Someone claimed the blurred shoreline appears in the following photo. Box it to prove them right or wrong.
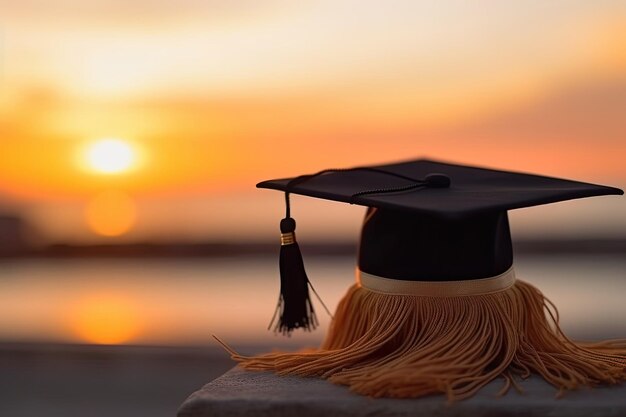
[1,238,626,259]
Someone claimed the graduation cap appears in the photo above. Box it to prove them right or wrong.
[234,158,626,400]
[259,158,622,333]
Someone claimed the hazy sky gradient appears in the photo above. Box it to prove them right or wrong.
[0,1,625,243]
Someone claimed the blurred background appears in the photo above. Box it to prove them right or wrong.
[1,1,625,416]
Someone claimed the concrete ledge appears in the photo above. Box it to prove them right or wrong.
[178,367,626,417]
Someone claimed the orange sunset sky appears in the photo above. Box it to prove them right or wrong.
[1,1,625,244]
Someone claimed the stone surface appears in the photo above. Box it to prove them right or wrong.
[178,367,626,417]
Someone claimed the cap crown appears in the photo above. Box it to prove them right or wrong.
[359,208,513,281]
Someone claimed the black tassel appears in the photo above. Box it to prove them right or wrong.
[269,193,319,335]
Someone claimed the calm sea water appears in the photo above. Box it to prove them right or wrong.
[0,253,625,346]
[0,254,624,417]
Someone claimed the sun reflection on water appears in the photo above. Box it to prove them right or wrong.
[68,293,142,345]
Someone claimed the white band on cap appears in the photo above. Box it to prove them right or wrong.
[356,267,516,297]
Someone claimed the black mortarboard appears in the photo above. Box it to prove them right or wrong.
[258,158,622,333]
[258,158,622,219]
[233,158,626,400]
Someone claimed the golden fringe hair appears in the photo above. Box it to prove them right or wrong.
[231,279,626,400]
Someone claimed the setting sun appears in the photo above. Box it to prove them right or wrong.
[86,139,136,174]
[86,191,137,237]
